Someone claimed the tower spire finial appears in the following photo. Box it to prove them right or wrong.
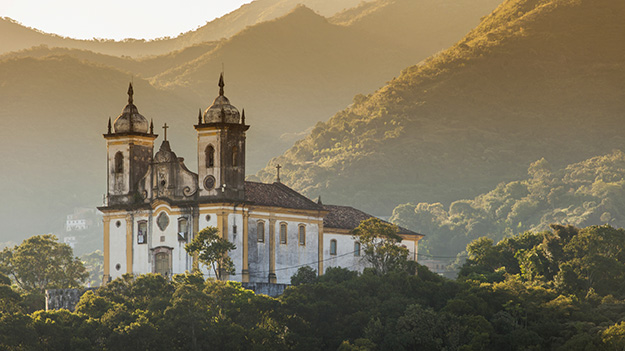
[150,119,154,134]
[127,82,134,104]
[198,108,203,124]
[162,123,169,141]
[108,117,112,134]
[218,73,224,96]
[241,109,246,125]
[276,164,282,183]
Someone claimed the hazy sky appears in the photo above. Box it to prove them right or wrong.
[1,0,254,40]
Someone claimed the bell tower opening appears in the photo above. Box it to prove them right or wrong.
[206,145,215,168]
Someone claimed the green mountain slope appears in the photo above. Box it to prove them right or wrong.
[0,0,369,57]
[152,1,501,171]
[391,151,625,256]
[256,0,625,215]
[330,0,501,52]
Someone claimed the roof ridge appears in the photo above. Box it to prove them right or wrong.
[273,182,323,209]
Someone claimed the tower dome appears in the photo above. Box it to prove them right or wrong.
[203,74,240,124]
[113,83,149,134]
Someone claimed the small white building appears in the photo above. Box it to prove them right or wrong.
[99,77,423,285]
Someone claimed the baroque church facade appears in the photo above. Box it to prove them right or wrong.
[99,76,423,285]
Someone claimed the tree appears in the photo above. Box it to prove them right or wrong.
[291,266,317,286]
[352,218,410,275]
[185,227,236,280]
[0,234,88,293]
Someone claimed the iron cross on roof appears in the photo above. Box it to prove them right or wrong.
[276,164,281,183]
[162,123,169,141]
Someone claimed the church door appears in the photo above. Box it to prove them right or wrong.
[155,252,171,277]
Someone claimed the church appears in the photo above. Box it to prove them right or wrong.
[99,75,423,285]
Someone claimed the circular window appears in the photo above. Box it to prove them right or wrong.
[205,214,211,222]
[115,220,121,228]
[204,175,216,190]
[115,263,121,271]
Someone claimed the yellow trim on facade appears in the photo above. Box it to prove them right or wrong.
[242,211,249,283]
[104,134,157,142]
[193,211,199,270]
[126,216,133,274]
[101,212,131,219]
[318,220,324,275]
[103,219,110,283]
[269,218,276,283]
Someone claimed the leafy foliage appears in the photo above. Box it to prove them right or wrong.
[185,227,236,280]
[353,218,411,275]
[5,224,625,349]
[0,234,88,293]
[392,151,625,258]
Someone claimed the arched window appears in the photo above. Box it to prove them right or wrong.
[330,239,337,255]
[298,225,306,246]
[205,145,214,168]
[114,152,123,173]
[354,242,360,256]
[232,146,238,167]
[257,221,265,242]
[137,221,147,244]
[178,217,188,241]
[280,223,287,244]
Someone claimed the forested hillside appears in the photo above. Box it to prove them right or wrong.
[256,0,625,216]
[392,151,625,257]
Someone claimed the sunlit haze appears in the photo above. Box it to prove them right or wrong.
[0,0,254,40]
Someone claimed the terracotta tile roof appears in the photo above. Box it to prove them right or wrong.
[244,181,324,211]
[323,204,422,237]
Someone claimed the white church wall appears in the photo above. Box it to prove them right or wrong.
[109,218,127,280]
[132,213,151,274]
[323,232,365,273]
[273,218,320,285]
[323,232,420,273]
[247,217,269,283]
[227,212,244,283]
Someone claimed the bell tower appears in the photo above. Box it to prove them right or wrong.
[195,74,249,201]
[104,83,157,206]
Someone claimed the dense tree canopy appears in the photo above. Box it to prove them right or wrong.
[0,234,87,293]
[3,224,625,349]
[392,151,625,259]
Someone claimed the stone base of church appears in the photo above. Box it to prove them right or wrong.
[241,282,288,297]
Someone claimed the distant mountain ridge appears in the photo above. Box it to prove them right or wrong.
[0,0,370,57]
[255,0,625,216]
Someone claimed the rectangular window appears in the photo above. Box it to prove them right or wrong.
[280,223,287,244]
[299,225,306,246]
[354,242,360,256]
[138,221,147,244]
[257,221,265,242]
[330,239,337,255]
[178,218,188,241]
